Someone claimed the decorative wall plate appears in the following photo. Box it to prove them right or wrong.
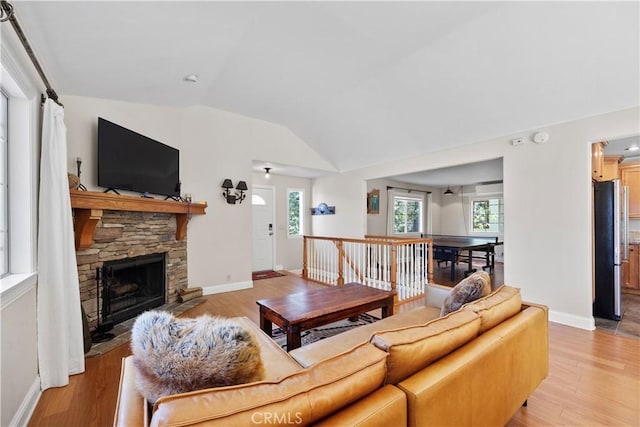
[311,202,335,215]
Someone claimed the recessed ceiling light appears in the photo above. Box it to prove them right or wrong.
[626,145,639,151]
[183,74,198,83]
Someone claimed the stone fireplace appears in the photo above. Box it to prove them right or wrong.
[71,190,207,331]
[77,210,187,329]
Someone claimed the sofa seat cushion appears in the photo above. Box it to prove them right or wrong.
[233,317,303,381]
[462,285,522,333]
[370,310,481,384]
[289,306,440,368]
[150,343,388,426]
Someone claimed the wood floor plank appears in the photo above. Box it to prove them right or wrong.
[26,271,639,427]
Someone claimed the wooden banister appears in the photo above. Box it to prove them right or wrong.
[302,235,433,303]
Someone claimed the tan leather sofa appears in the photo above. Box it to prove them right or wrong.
[114,284,548,426]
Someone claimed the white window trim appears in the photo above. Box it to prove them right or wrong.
[386,188,426,236]
[0,45,40,298]
[287,188,304,239]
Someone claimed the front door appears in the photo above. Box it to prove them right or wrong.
[252,186,274,272]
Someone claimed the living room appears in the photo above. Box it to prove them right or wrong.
[0,2,638,426]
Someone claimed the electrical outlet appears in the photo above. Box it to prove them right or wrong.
[511,137,525,146]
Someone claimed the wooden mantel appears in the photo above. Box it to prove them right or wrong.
[70,190,207,249]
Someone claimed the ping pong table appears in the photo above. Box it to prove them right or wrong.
[421,234,503,281]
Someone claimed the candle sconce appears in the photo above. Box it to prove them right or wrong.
[221,179,248,204]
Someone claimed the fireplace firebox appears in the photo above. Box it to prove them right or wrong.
[96,253,167,329]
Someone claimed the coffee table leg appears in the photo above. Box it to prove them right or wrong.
[260,315,272,337]
[286,326,302,351]
[381,300,394,318]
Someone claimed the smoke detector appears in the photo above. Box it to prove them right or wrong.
[183,74,198,83]
[532,132,549,144]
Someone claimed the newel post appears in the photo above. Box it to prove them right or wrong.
[302,236,308,279]
[427,241,434,283]
[390,243,397,302]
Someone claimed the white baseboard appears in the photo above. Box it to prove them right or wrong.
[549,310,596,331]
[288,269,302,275]
[201,281,253,295]
[275,264,284,271]
[10,376,41,427]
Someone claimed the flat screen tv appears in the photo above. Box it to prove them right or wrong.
[98,118,180,198]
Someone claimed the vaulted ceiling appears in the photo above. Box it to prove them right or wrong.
[10,1,640,175]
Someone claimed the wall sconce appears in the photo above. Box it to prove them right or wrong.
[221,179,248,204]
[264,167,271,179]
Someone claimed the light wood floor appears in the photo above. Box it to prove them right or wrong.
[28,273,639,426]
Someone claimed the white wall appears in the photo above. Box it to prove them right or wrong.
[1,286,39,427]
[313,107,640,330]
[251,172,313,271]
[63,96,335,293]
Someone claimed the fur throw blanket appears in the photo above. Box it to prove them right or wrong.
[131,311,264,403]
[440,271,492,316]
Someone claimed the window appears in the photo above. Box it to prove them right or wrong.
[472,197,504,233]
[0,91,7,277]
[0,61,38,293]
[389,191,424,235]
[287,189,303,237]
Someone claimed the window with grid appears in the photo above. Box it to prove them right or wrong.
[287,189,303,237]
[0,91,8,277]
[471,197,504,233]
[392,194,423,234]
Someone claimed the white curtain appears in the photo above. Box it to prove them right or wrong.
[37,99,85,390]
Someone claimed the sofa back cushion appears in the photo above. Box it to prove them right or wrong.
[462,285,522,333]
[370,310,481,384]
[149,343,388,426]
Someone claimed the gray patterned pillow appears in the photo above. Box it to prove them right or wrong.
[440,271,492,316]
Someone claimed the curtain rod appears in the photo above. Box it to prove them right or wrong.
[1,1,63,107]
[386,186,431,194]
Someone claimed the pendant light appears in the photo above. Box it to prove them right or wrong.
[444,186,454,195]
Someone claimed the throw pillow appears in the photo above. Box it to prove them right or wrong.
[440,271,491,316]
[130,310,264,404]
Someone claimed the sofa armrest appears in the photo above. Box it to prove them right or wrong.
[424,283,451,309]
[113,356,148,427]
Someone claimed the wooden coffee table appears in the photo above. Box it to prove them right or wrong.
[256,283,395,351]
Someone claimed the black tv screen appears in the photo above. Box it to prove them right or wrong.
[98,118,180,197]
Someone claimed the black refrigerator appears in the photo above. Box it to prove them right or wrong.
[593,180,628,320]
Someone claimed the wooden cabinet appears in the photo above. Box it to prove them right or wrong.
[591,142,606,182]
[602,156,621,181]
[619,162,640,218]
[623,244,639,290]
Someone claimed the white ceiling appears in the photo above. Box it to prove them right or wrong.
[9,1,640,178]
[603,135,640,162]
[391,158,503,188]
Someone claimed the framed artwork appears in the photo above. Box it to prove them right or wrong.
[367,189,380,214]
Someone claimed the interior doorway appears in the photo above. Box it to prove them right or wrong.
[252,186,275,272]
